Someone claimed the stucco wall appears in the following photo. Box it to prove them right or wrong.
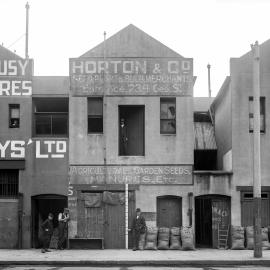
[69,96,193,165]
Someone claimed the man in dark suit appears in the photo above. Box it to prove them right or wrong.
[131,208,146,251]
[41,213,54,253]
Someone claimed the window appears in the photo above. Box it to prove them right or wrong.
[33,98,68,136]
[119,106,145,156]
[160,98,176,134]
[0,170,18,197]
[249,97,265,133]
[9,104,20,128]
[88,97,103,133]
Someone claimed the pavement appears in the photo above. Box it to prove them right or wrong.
[2,249,270,267]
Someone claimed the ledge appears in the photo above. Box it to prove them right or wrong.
[193,170,233,175]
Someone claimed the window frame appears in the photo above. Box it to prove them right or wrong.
[9,104,20,129]
[33,98,69,137]
[249,96,265,133]
[160,97,176,135]
[87,97,103,134]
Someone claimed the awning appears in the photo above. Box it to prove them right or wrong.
[194,122,217,150]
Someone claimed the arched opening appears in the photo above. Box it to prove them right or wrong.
[195,194,231,248]
[157,195,182,228]
[31,194,67,248]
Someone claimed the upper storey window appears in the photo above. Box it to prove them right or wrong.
[33,98,68,137]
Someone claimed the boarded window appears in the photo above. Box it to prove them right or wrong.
[0,170,18,197]
[160,98,176,134]
[88,98,103,133]
[249,97,265,133]
[9,104,20,128]
[33,98,68,136]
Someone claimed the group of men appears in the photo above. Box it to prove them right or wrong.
[40,207,146,252]
[41,208,70,253]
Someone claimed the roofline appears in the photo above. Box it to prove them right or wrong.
[80,24,184,58]
[0,44,23,59]
[211,76,230,110]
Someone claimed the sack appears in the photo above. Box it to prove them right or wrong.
[138,233,146,250]
[157,227,170,250]
[144,227,158,250]
[181,226,195,251]
[170,227,181,250]
[245,226,254,250]
[261,227,270,250]
[231,226,245,250]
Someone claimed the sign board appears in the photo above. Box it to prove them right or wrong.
[69,165,193,185]
[70,58,193,96]
[0,59,33,96]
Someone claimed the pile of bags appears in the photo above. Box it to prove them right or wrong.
[231,225,270,250]
[139,226,195,251]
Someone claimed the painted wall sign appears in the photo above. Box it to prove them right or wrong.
[70,58,193,96]
[0,139,67,159]
[69,165,193,185]
[0,59,33,96]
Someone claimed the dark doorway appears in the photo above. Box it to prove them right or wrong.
[119,106,145,156]
[157,196,182,228]
[31,194,67,248]
[195,195,230,248]
[194,150,217,170]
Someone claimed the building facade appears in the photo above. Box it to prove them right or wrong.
[212,39,270,229]
[0,45,69,248]
[0,24,238,249]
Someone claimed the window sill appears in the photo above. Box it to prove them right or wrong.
[160,133,176,136]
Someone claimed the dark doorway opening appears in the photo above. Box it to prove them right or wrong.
[31,194,67,248]
[157,196,182,228]
[195,195,230,248]
[119,106,145,156]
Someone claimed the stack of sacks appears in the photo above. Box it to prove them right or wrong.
[181,226,195,251]
[138,233,146,250]
[261,227,270,250]
[170,227,181,250]
[157,227,170,250]
[144,227,158,250]
[231,226,245,250]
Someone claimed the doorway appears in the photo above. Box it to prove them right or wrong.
[31,194,67,248]
[119,106,145,156]
[195,195,230,248]
[157,196,182,228]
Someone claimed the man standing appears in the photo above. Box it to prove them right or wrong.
[41,213,54,253]
[58,208,70,250]
[120,118,128,155]
[131,208,146,251]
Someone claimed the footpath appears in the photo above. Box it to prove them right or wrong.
[1,249,270,267]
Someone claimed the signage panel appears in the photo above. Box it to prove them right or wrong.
[69,165,193,185]
[70,58,193,96]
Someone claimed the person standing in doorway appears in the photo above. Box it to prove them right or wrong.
[131,208,146,251]
[120,118,128,155]
[58,208,70,250]
[41,213,54,253]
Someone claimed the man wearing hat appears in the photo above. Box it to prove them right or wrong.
[58,208,70,250]
[131,208,146,251]
[41,213,54,253]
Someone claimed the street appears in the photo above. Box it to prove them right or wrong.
[2,267,270,270]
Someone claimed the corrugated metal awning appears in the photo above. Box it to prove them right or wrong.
[194,122,217,150]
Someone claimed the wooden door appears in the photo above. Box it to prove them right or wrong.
[241,192,270,227]
[104,200,125,249]
[157,196,182,228]
[212,197,230,248]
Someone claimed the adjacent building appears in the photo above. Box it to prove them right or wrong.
[212,39,270,229]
